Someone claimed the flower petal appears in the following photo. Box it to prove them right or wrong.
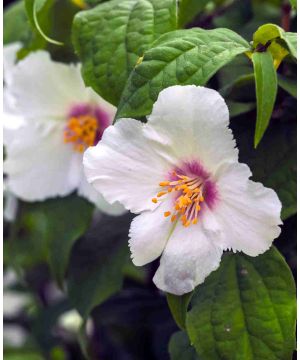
[153,222,223,295]
[84,118,176,213]
[4,120,82,201]
[213,163,282,256]
[5,51,90,118]
[147,85,238,172]
[129,199,174,266]
[78,174,126,216]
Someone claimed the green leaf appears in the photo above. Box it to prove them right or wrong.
[186,247,296,360]
[116,28,250,119]
[289,0,297,8]
[177,0,210,27]
[167,292,193,330]
[44,195,94,287]
[284,32,297,58]
[278,74,297,97]
[4,1,32,45]
[8,196,93,285]
[233,118,296,221]
[227,101,256,117]
[169,331,200,360]
[67,214,132,319]
[25,0,63,45]
[253,24,297,61]
[252,51,278,147]
[72,0,178,106]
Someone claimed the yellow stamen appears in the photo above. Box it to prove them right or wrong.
[157,191,167,197]
[154,171,206,227]
[64,114,98,153]
[159,181,170,186]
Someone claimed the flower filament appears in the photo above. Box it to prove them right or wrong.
[64,115,98,152]
[152,172,205,227]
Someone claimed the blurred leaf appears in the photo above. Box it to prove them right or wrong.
[233,117,296,221]
[116,28,250,119]
[166,292,193,330]
[77,320,90,359]
[284,32,297,58]
[20,0,79,60]
[4,1,32,45]
[44,195,93,287]
[31,299,71,351]
[85,0,108,5]
[278,74,297,97]
[289,0,297,8]
[252,51,277,147]
[3,351,44,360]
[227,101,256,117]
[169,331,200,360]
[8,195,93,286]
[24,0,63,45]
[73,0,178,106]
[67,213,132,319]
[186,247,296,360]
[177,0,210,27]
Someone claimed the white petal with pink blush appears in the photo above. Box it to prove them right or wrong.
[83,85,282,295]
[3,45,125,215]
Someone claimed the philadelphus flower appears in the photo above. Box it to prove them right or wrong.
[3,44,124,215]
[83,85,282,295]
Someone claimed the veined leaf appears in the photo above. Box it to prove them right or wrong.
[186,247,296,360]
[72,0,178,106]
[252,50,277,147]
[116,28,250,119]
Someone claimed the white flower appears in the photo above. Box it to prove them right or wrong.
[3,44,125,215]
[83,85,282,295]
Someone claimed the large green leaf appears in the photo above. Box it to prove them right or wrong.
[67,213,132,319]
[166,292,193,330]
[116,28,250,119]
[186,247,296,360]
[169,331,200,360]
[72,0,178,106]
[252,51,278,147]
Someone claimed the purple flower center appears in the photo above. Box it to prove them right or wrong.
[152,160,218,227]
[64,103,111,152]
